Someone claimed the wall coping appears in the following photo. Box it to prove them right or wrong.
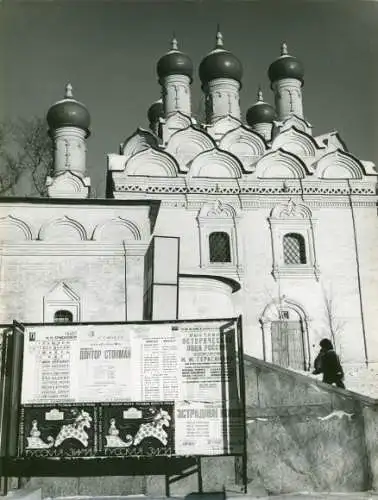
[244,354,378,407]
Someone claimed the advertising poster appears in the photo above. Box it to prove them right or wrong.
[19,404,97,458]
[20,320,244,458]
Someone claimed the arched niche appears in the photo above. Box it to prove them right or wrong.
[121,128,159,159]
[0,215,33,241]
[92,217,142,241]
[44,282,80,323]
[46,171,90,198]
[39,216,87,241]
[188,148,243,178]
[219,125,266,171]
[125,147,179,177]
[271,127,319,157]
[255,149,308,179]
[315,149,364,179]
[165,126,215,171]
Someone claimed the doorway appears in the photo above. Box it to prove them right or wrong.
[271,319,305,370]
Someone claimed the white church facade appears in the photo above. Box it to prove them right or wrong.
[0,32,377,372]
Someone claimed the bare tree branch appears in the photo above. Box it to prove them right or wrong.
[0,117,53,196]
[322,284,345,356]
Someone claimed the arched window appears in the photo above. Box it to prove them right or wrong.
[54,310,73,324]
[209,232,231,263]
[283,233,306,264]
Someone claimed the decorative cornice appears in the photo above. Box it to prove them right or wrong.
[112,180,377,197]
[0,241,149,256]
[272,264,320,281]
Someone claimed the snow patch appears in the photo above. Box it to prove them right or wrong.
[318,410,354,421]
[291,365,378,400]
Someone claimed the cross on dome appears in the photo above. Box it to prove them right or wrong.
[171,34,178,51]
[65,83,73,98]
[281,42,288,56]
[257,86,264,102]
[215,25,224,48]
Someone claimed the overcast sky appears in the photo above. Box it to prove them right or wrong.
[2,0,378,197]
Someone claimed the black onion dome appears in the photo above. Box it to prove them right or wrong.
[157,37,193,82]
[199,31,243,86]
[47,84,90,136]
[268,42,304,84]
[246,89,276,126]
[148,99,164,123]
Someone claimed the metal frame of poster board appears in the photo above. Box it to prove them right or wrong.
[0,317,247,496]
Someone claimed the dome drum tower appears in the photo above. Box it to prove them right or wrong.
[199,31,243,125]
[46,84,91,198]
[246,88,276,141]
[268,43,304,122]
[157,38,193,119]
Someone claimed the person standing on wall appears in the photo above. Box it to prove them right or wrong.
[312,338,345,389]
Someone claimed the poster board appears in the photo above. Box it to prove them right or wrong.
[17,318,245,460]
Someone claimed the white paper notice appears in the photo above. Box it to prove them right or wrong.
[21,326,79,404]
[175,401,225,456]
[177,324,224,402]
[75,325,138,402]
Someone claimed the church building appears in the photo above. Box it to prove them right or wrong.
[1,32,377,372]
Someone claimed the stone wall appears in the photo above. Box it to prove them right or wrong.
[243,355,376,494]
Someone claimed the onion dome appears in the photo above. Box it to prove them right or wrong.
[157,37,193,83]
[246,88,276,126]
[47,83,90,137]
[148,99,164,124]
[268,42,304,85]
[199,29,243,87]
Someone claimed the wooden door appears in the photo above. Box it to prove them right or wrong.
[271,320,305,370]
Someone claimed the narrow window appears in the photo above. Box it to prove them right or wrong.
[54,310,73,324]
[283,233,306,264]
[209,232,231,263]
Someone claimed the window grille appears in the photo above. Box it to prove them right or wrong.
[54,310,73,324]
[283,233,306,264]
[209,232,231,263]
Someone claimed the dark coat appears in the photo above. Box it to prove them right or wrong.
[313,348,344,382]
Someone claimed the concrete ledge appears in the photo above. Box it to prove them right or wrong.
[5,488,42,500]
